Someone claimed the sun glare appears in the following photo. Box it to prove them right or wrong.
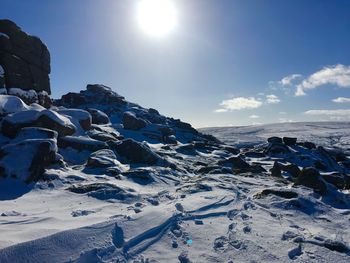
[136,0,178,38]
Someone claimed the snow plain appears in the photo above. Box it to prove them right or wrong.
[0,122,349,262]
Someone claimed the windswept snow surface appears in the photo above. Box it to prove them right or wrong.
[0,122,349,262]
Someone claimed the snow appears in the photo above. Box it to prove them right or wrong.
[8,88,38,102]
[0,95,29,115]
[0,122,349,262]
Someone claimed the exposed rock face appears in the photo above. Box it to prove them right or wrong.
[0,20,51,95]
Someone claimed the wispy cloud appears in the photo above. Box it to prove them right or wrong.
[249,114,260,119]
[215,97,263,112]
[296,64,350,96]
[266,94,280,104]
[332,97,350,103]
[304,109,350,116]
[280,74,302,86]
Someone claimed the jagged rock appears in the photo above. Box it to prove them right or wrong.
[267,137,283,144]
[122,111,147,130]
[0,138,57,182]
[1,109,76,138]
[87,108,110,124]
[295,167,327,195]
[58,136,108,152]
[283,137,297,146]
[57,109,92,131]
[108,138,161,165]
[0,19,51,95]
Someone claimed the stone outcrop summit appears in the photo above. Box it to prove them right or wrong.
[0,19,51,97]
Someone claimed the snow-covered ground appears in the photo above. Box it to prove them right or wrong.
[0,122,349,262]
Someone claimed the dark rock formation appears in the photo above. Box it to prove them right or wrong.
[295,167,327,195]
[0,19,51,94]
[267,137,283,144]
[109,138,161,165]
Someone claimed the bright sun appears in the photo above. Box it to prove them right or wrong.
[136,0,178,38]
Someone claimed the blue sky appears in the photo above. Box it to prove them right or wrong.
[1,0,350,127]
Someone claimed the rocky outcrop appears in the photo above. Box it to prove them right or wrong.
[0,20,51,95]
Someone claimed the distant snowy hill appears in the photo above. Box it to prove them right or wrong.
[200,122,350,150]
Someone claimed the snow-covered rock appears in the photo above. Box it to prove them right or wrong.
[0,138,58,182]
[0,95,29,115]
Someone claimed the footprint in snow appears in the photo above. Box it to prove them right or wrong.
[112,223,124,248]
[288,243,303,260]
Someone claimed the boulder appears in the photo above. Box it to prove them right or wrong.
[281,164,301,177]
[267,137,283,144]
[87,108,110,124]
[35,110,77,136]
[58,136,108,152]
[295,167,327,195]
[58,108,92,131]
[109,138,161,165]
[0,95,29,116]
[1,109,76,138]
[283,137,297,146]
[0,138,57,182]
[122,111,147,130]
[87,130,118,142]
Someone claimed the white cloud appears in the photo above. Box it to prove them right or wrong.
[266,94,280,104]
[296,64,350,96]
[215,97,263,112]
[304,109,350,116]
[279,118,294,123]
[249,114,260,119]
[279,111,287,115]
[332,97,350,103]
[280,74,302,86]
